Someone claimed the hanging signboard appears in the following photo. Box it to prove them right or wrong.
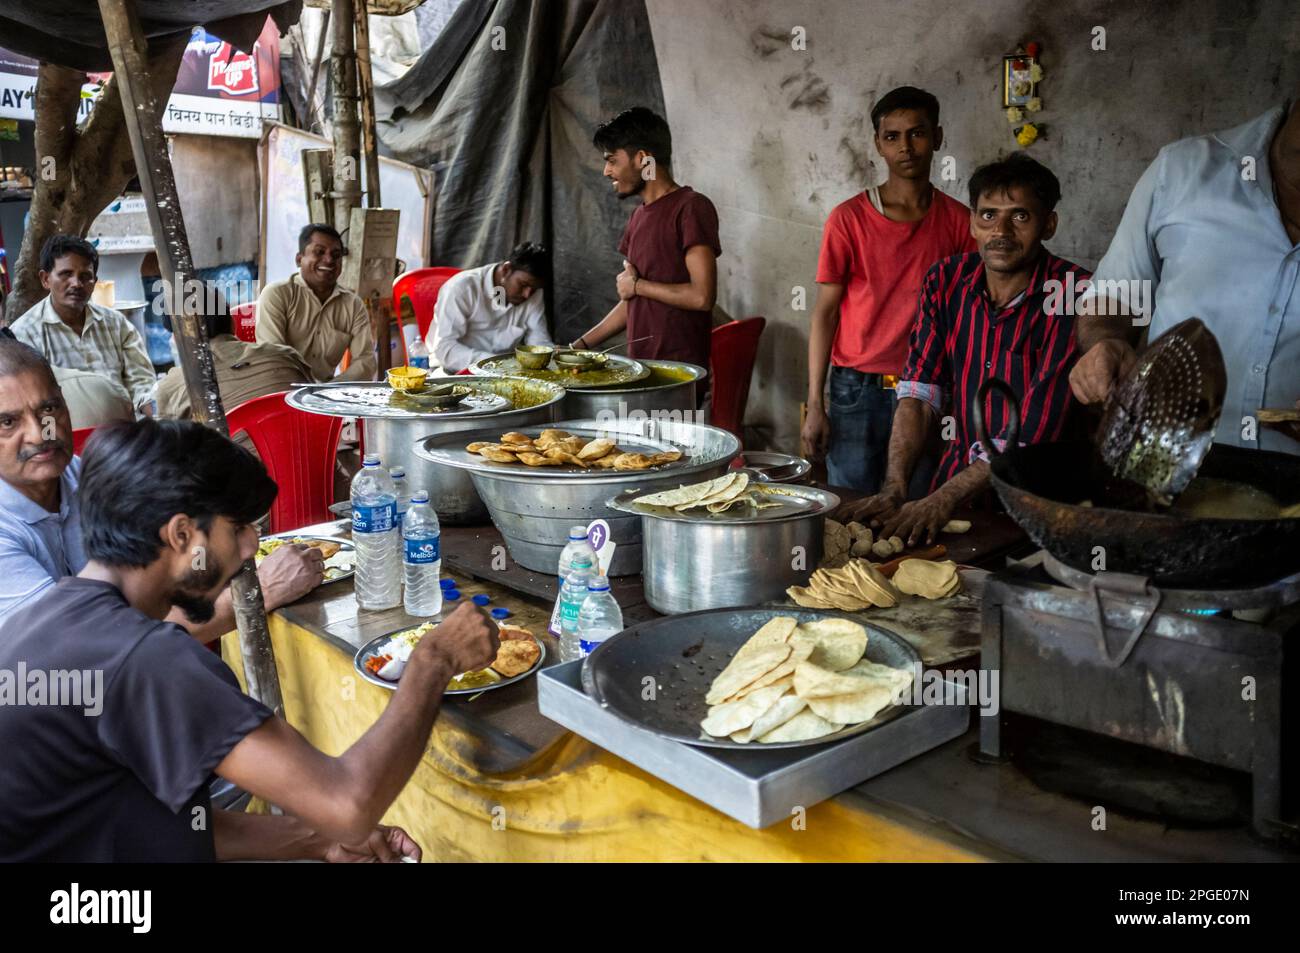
[0,17,280,138]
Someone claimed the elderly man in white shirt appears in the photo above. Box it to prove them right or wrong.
[1072,102,1300,454]
[426,242,552,373]
[9,234,156,413]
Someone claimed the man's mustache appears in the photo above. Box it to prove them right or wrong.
[19,440,68,461]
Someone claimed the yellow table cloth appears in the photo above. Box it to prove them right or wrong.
[222,615,987,862]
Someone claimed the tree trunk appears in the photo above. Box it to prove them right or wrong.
[330,0,362,233]
[3,39,185,323]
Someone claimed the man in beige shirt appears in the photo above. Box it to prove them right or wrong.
[157,306,311,455]
[9,234,157,411]
[255,224,376,382]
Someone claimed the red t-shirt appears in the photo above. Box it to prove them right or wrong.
[618,186,721,368]
[816,187,974,374]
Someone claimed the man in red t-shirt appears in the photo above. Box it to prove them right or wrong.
[803,87,975,493]
[572,107,721,374]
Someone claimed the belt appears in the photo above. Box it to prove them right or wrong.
[834,367,899,390]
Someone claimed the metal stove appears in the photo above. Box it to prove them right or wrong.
[979,553,1300,841]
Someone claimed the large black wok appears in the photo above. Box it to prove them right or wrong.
[974,379,1300,589]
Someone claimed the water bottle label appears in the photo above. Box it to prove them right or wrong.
[353,501,396,533]
[559,599,582,631]
[579,638,604,654]
[405,535,440,564]
[410,356,430,369]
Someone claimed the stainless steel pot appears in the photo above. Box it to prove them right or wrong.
[415,417,741,576]
[606,481,840,613]
[562,360,705,420]
[287,378,565,525]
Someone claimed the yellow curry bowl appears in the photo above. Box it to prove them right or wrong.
[515,344,555,369]
[387,366,429,392]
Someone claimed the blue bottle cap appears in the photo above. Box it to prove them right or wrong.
[491,607,510,619]
[444,589,461,600]
[439,578,456,590]
[472,594,490,606]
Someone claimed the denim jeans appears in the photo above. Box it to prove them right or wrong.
[825,366,937,498]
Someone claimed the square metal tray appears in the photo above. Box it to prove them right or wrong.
[537,660,970,828]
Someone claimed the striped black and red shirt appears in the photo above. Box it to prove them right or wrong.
[898,249,1090,489]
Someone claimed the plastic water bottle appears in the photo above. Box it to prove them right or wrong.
[351,454,402,610]
[390,466,410,529]
[549,526,598,635]
[557,557,594,662]
[408,336,431,370]
[576,575,623,658]
[402,490,442,617]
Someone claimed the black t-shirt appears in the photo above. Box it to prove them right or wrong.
[0,577,272,861]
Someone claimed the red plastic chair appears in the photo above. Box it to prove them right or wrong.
[231,301,258,342]
[226,392,343,534]
[709,317,766,442]
[393,266,461,342]
[72,427,95,455]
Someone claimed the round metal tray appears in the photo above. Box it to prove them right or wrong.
[606,479,838,524]
[286,379,515,419]
[257,534,355,585]
[416,423,696,480]
[353,629,546,696]
[581,607,920,749]
[730,451,812,484]
[470,352,650,389]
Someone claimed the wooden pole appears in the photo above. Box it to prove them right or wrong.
[304,8,331,132]
[97,0,284,716]
[353,1,381,208]
[330,0,362,231]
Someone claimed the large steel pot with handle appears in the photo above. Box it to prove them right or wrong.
[606,480,839,613]
[563,360,705,420]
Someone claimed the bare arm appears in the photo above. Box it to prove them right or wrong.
[574,298,628,349]
[214,603,498,845]
[805,283,843,407]
[627,245,717,312]
[212,809,330,861]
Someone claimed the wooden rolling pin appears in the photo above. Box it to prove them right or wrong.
[877,544,947,578]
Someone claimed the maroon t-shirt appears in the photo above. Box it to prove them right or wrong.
[618,186,721,368]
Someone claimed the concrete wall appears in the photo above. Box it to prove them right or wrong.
[644,0,1300,452]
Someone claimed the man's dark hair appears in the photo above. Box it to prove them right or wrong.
[40,233,99,275]
[593,107,672,168]
[870,86,940,133]
[506,242,551,284]
[0,336,57,388]
[298,223,343,254]
[968,153,1062,213]
[80,419,278,568]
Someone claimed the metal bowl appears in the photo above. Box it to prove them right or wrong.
[515,344,554,369]
[554,350,608,370]
[414,417,741,575]
[287,377,565,525]
[606,482,839,613]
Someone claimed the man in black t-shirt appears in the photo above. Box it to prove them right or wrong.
[0,419,499,862]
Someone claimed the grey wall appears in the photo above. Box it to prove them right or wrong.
[644,0,1300,452]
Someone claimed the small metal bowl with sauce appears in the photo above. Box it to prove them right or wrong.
[554,350,608,371]
[514,344,555,369]
[386,365,428,391]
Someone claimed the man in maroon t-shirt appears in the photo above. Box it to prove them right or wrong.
[572,107,721,373]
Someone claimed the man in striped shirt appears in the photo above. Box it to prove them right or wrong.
[9,235,156,413]
[839,154,1088,544]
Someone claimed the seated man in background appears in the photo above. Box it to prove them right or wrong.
[426,242,552,373]
[838,154,1088,545]
[0,418,499,861]
[256,224,376,383]
[0,337,322,635]
[9,234,156,413]
[51,365,134,429]
[157,297,311,440]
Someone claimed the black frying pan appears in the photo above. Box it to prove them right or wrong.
[974,378,1300,589]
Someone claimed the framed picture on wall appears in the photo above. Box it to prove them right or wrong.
[1002,55,1038,107]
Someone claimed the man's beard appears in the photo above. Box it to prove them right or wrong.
[171,561,230,624]
[617,176,646,200]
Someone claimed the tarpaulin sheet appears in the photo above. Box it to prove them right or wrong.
[0,0,300,71]
[374,0,665,344]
